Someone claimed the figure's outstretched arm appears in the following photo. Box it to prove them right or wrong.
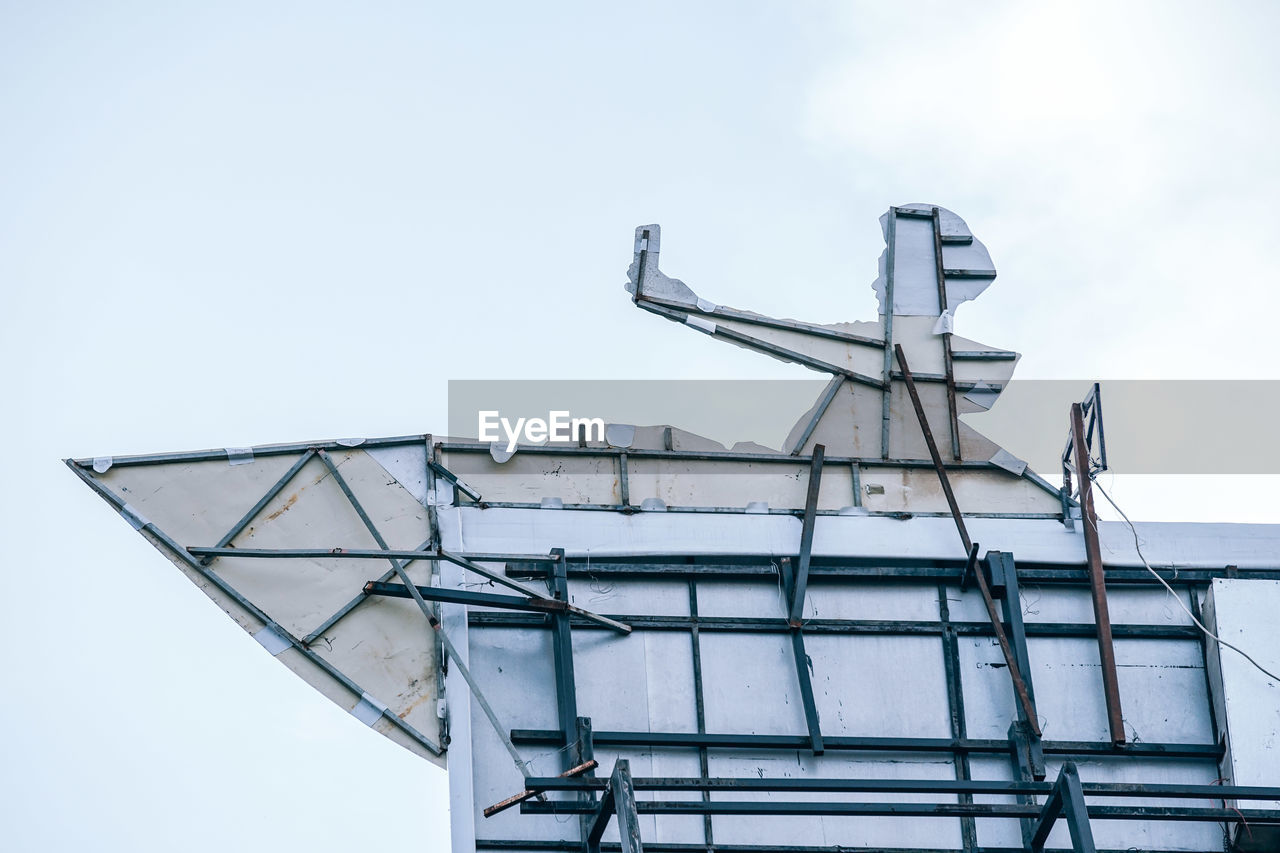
[625,224,888,390]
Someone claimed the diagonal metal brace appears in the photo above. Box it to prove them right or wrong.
[315,450,529,777]
[1030,762,1096,853]
[895,345,1040,737]
[778,557,824,754]
[199,449,315,566]
[587,759,643,853]
[789,444,824,625]
[365,581,631,634]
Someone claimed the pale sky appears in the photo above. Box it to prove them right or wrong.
[3,2,1279,851]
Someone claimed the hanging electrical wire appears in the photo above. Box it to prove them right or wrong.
[1090,478,1280,685]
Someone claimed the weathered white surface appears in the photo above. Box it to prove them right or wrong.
[85,451,445,765]
[1205,579,1280,822]
[442,503,1247,853]
[440,505,1280,568]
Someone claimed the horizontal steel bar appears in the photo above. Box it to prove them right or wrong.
[69,434,429,469]
[441,440,1071,506]
[951,350,1017,361]
[510,729,1221,759]
[186,546,557,603]
[476,840,1222,853]
[186,546,557,564]
[504,558,1270,585]
[637,294,886,348]
[472,500,1061,520]
[523,776,1280,800]
[368,581,563,613]
[889,371,1003,391]
[439,441,1021,471]
[942,269,998,279]
[468,613,1202,640]
[366,581,630,634]
[522,800,1278,821]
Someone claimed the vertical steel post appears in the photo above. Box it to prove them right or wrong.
[930,207,962,460]
[881,209,897,459]
[687,579,714,849]
[989,551,1043,770]
[937,585,977,852]
[576,716,597,846]
[1008,720,1039,849]
[1071,404,1126,745]
[549,548,582,768]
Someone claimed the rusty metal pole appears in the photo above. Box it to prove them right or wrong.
[895,345,1040,736]
[1071,403,1126,745]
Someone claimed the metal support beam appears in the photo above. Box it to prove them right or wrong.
[510,728,1220,758]
[1030,762,1096,853]
[302,538,433,645]
[577,717,598,845]
[525,775,1280,800]
[687,579,714,849]
[365,581,630,634]
[317,451,524,771]
[895,345,1040,736]
[526,798,1280,822]
[187,544,557,602]
[790,376,843,456]
[618,452,630,507]
[483,759,598,818]
[427,457,482,502]
[937,585,976,852]
[881,208,897,460]
[550,549,581,771]
[1071,403,1126,745]
[587,759,643,853]
[1008,720,1044,849]
[789,445,824,624]
[636,293,885,349]
[930,207,962,461]
[790,629,823,755]
[199,449,314,566]
[988,551,1043,771]
[779,558,824,754]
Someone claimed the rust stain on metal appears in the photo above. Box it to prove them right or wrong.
[265,492,300,521]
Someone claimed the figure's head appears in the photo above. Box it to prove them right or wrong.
[871,204,997,319]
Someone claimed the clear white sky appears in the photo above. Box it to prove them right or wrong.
[3,2,1278,850]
